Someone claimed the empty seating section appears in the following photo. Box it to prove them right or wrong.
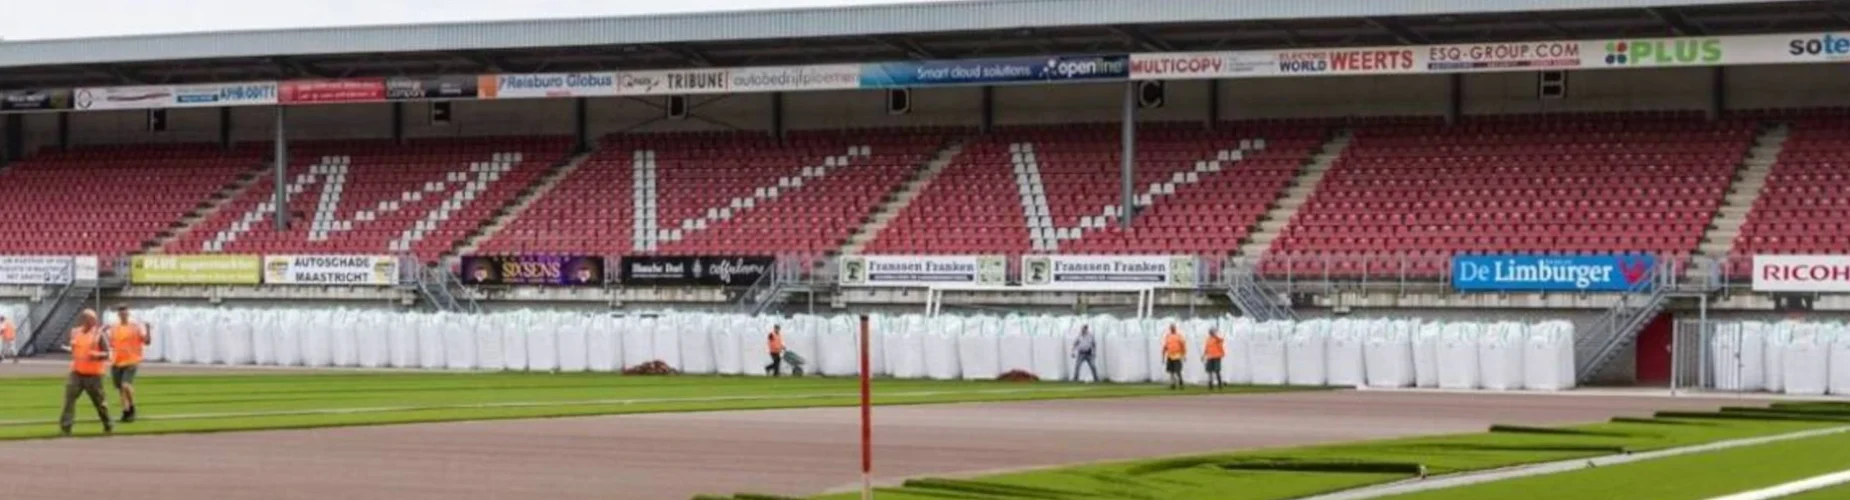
[169,137,569,262]
[481,130,946,262]
[867,123,1322,258]
[0,144,255,261]
[1271,114,1753,279]
[1732,113,1850,276]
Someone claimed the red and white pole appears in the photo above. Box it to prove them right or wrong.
[860,314,873,500]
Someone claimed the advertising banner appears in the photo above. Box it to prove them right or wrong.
[0,256,73,285]
[460,255,604,286]
[73,86,175,111]
[618,255,774,286]
[860,54,1130,88]
[280,78,388,104]
[385,75,479,101]
[0,89,73,112]
[729,64,862,93]
[477,72,619,99]
[617,68,732,96]
[74,256,99,282]
[839,255,1006,287]
[74,81,279,110]
[1423,41,1584,71]
[130,255,262,285]
[1451,255,1657,292]
[1020,255,1198,288]
[263,255,399,286]
[1753,255,1850,293]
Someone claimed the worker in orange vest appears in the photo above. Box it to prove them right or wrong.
[1204,327,1227,391]
[764,325,786,377]
[108,305,153,423]
[0,314,15,363]
[1162,324,1186,390]
[59,309,114,436]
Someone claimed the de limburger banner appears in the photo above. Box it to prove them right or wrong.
[1451,254,1656,292]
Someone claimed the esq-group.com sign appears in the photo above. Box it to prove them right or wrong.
[1451,255,1657,292]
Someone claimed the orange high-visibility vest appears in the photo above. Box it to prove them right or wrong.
[1163,331,1185,361]
[111,323,148,367]
[768,331,785,354]
[0,319,13,341]
[1205,335,1226,360]
[70,328,107,376]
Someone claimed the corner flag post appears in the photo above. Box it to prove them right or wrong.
[860,314,873,500]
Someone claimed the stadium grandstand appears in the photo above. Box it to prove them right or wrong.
[0,0,1845,392]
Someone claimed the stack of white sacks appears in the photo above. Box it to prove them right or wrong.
[130,307,1578,390]
[1710,321,1850,396]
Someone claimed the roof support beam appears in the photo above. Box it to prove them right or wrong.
[1365,17,1431,45]
[648,44,717,67]
[86,64,146,85]
[869,35,941,60]
[268,57,331,79]
[1647,7,1706,36]
[1106,25,1174,52]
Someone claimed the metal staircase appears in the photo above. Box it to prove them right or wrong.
[1224,261,1297,322]
[738,257,815,316]
[415,265,480,314]
[1574,263,1671,383]
[20,281,98,357]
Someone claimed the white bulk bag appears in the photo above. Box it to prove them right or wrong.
[649,316,682,370]
[329,311,359,368]
[216,311,255,366]
[1437,323,1481,390]
[1413,322,1443,388]
[1285,320,1329,386]
[1478,323,1527,391]
[958,317,1002,380]
[141,308,168,363]
[818,316,861,377]
[678,317,715,375]
[1248,321,1290,385]
[389,313,419,368]
[165,309,195,364]
[1363,320,1415,388]
[1783,326,1829,396]
[526,313,560,371]
[274,310,308,367]
[1221,318,1254,385]
[923,322,962,380]
[300,311,334,368]
[588,315,620,373]
[415,313,447,370]
[1031,320,1074,382]
[1523,321,1576,391]
[1104,321,1149,383]
[999,318,1035,376]
[1763,323,1792,393]
[357,312,389,369]
[623,317,656,370]
[1829,328,1850,395]
[191,310,221,365]
[500,313,528,371]
[444,314,477,370]
[1710,322,1764,391]
[1324,320,1366,387]
[887,323,927,379]
[557,314,590,373]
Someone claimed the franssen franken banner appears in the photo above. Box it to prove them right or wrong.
[18,31,1850,113]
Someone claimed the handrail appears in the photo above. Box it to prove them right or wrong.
[1575,260,1671,379]
[23,281,76,346]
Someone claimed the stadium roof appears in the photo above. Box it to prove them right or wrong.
[0,0,1836,90]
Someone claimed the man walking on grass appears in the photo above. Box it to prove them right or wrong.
[1162,324,1186,390]
[108,305,152,423]
[764,325,786,377]
[1071,325,1100,383]
[60,309,113,436]
[1204,328,1226,391]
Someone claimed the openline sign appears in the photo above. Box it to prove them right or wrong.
[1753,255,1850,293]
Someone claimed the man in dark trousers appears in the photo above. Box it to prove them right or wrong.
[1204,327,1227,391]
[764,325,786,376]
[1071,325,1100,383]
[60,309,113,436]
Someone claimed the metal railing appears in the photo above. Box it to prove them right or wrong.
[1575,261,1674,382]
[1224,260,1297,322]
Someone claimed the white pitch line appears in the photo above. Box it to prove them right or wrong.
[1706,469,1850,500]
[1299,425,1850,500]
[0,386,1099,427]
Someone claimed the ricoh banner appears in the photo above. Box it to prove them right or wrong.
[1753,255,1850,293]
[0,256,74,285]
[838,255,1007,287]
[263,255,399,286]
[1451,255,1657,292]
[1020,255,1199,288]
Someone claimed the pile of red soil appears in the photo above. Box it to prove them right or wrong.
[996,370,1040,382]
[623,360,680,376]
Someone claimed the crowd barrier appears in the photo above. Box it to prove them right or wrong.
[1710,322,1850,396]
[131,307,1577,390]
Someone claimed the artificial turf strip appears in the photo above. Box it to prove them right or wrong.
[0,372,1310,440]
[787,414,1839,500]
[1382,426,1850,500]
[1776,481,1850,500]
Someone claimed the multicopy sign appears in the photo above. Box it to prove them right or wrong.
[1451,255,1657,292]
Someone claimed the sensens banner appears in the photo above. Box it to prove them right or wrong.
[0,256,73,285]
[1021,255,1198,288]
[860,55,1129,87]
[1753,255,1850,293]
[839,255,1007,287]
[130,255,261,285]
[263,255,399,286]
[1451,255,1657,292]
[460,255,605,286]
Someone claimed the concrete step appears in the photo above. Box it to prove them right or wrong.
[839,139,966,255]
